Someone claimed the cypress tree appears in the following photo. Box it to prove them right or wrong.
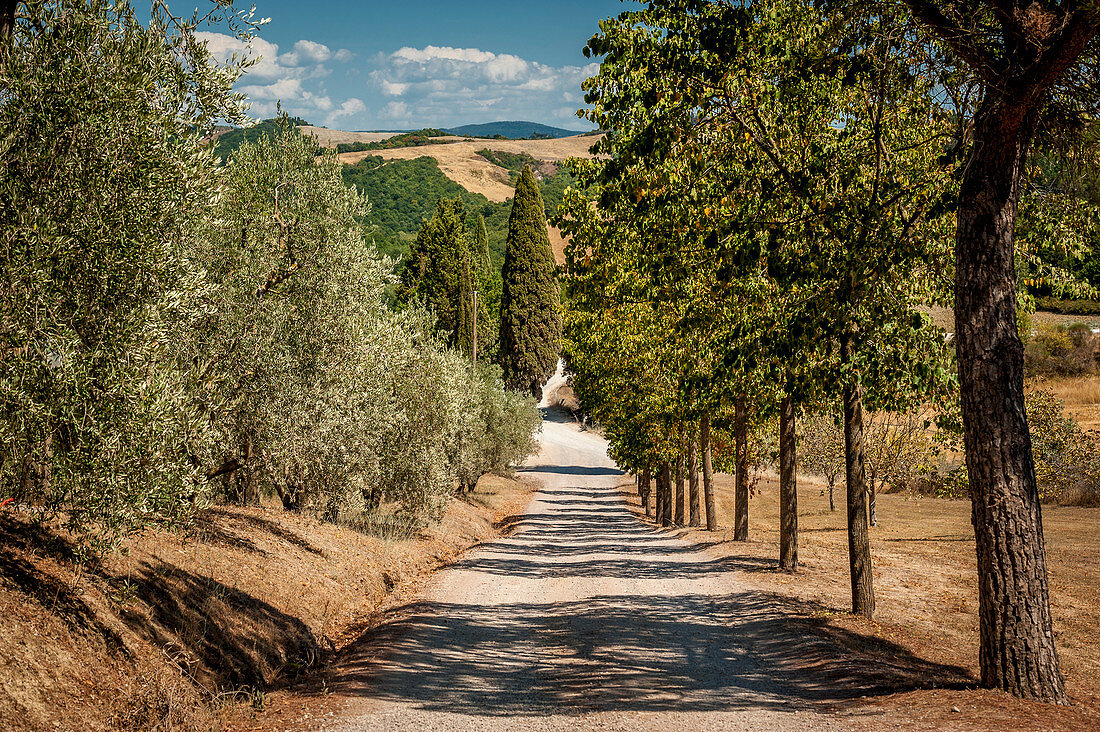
[400,198,473,350]
[499,166,561,396]
[474,213,491,279]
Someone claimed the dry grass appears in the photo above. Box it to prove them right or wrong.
[337,134,601,203]
[1037,375,1100,433]
[624,470,1100,728]
[298,126,400,147]
[0,474,536,732]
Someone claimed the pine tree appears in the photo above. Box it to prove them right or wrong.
[499,167,561,396]
[474,213,491,279]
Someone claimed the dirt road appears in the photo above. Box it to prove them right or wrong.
[316,412,850,731]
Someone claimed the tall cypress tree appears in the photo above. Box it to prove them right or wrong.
[400,198,473,350]
[499,167,561,395]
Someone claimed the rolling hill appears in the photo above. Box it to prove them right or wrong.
[444,121,587,139]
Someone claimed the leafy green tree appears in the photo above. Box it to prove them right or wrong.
[500,167,562,395]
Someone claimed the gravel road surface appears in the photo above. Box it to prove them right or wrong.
[324,411,847,731]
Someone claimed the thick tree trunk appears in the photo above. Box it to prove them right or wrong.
[658,463,673,527]
[956,97,1065,702]
[674,445,686,526]
[701,413,717,530]
[734,394,749,541]
[842,333,874,618]
[778,392,797,572]
[688,438,701,527]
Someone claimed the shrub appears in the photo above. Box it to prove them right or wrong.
[1026,388,1100,505]
[1025,323,1098,376]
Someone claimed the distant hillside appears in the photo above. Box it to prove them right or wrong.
[444,121,583,140]
[214,117,310,160]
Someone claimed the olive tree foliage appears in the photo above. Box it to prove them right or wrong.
[191,121,541,526]
[0,0,255,550]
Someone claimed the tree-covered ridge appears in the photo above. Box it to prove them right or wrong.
[445,121,580,139]
[334,129,448,154]
[476,148,543,175]
[213,116,311,160]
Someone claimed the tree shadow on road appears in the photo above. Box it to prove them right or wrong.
[330,590,971,717]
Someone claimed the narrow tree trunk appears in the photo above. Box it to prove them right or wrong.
[734,394,749,541]
[674,445,686,526]
[642,467,653,518]
[841,333,874,618]
[869,472,878,527]
[956,98,1065,702]
[701,413,717,530]
[828,477,835,513]
[658,463,673,528]
[688,439,701,527]
[779,391,798,572]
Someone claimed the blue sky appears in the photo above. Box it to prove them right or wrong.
[197,1,637,131]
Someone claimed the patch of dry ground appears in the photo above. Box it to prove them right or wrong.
[337,134,601,203]
[298,126,401,147]
[925,304,1100,333]
[622,471,1100,730]
[1044,374,1100,433]
[0,474,535,732]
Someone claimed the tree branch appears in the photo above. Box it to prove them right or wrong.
[1021,8,1100,103]
[899,0,1001,84]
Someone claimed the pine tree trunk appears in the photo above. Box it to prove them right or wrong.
[688,438,701,527]
[734,394,749,541]
[674,445,686,526]
[841,333,874,618]
[701,413,717,530]
[956,97,1065,702]
[779,392,797,572]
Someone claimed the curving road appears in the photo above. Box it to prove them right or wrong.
[324,411,845,731]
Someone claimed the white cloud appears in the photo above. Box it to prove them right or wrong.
[240,78,302,100]
[381,101,409,120]
[380,80,409,96]
[331,98,368,121]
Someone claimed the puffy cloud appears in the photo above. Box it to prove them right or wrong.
[330,98,368,122]
[197,31,359,127]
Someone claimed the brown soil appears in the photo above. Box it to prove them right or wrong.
[621,471,1100,730]
[0,474,535,732]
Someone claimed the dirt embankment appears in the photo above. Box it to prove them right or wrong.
[0,475,536,732]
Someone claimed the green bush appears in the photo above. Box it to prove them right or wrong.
[1025,323,1099,376]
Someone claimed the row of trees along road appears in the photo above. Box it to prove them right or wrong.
[561,0,1100,704]
[0,0,540,551]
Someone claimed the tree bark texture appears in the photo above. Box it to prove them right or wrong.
[688,438,701,527]
[701,413,717,530]
[778,392,798,572]
[956,97,1065,702]
[842,334,874,618]
[734,394,749,541]
[641,467,653,517]
[674,446,686,526]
